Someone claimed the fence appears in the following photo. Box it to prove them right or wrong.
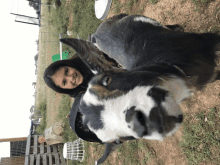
[25,135,66,165]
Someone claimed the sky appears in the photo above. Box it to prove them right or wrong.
[0,0,39,159]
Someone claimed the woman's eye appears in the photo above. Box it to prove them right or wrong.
[65,68,68,75]
[102,76,111,86]
[63,80,66,86]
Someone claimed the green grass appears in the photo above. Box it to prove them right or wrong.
[112,0,123,14]
[210,25,219,33]
[56,95,76,142]
[112,0,147,15]
[125,0,139,13]
[191,0,214,10]
[180,108,220,164]
[49,0,101,40]
[149,0,159,5]
[36,100,47,134]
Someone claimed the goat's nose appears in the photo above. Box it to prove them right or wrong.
[149,107,164,133]
[125,107,148,138]
[125,106,136,123]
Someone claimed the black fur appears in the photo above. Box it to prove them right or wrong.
[80,101,104,131]
[92,14,220,89]
[147,87,169,104]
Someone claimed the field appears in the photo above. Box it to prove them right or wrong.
[35,0,220,165]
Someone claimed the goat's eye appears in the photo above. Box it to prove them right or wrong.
[102,76,111,86]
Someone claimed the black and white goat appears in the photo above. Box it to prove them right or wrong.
[61,14,220,165]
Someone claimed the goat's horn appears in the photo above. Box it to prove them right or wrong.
[60,38,124,74]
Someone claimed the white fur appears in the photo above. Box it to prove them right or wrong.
[143,132,164,141]
[134,16,169,29]
[84,86,156,142]
[91,70,98,75]
[82,84,102,106]
[83,82,183,142]
[158,76,192,103]
[93,43,101,50]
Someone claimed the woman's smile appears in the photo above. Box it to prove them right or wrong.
[51,66,83,89]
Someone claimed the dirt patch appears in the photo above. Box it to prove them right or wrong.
[147,129,187,165]
[142,0,220,32]
[108,150,122,165]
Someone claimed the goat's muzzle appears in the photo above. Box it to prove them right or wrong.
[125,105,183,140]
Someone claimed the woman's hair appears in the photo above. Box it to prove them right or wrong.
[43,54,94,97]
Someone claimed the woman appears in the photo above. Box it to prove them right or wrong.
[44,53,119,143]
[44,55,94,98]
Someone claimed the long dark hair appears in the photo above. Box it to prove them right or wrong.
[43,54,94,97]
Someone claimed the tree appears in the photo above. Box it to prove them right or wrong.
[34,54,38,62]
[32,82,36,88]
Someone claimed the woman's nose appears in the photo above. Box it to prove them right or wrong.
[66,75,74,81]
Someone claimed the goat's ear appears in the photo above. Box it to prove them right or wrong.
[60,38,124,74]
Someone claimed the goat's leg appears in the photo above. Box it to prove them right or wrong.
[95,142,123,165]
[215,43,220,58]
[214,44,220,81]
[216,71,220,80]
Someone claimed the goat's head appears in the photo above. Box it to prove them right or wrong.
[60,38,184,143]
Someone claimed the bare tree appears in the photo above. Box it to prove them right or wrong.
[32,82,36,88]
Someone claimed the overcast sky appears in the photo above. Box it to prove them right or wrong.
[0,0,39,158]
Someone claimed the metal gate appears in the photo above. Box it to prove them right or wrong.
[24,135,66,165]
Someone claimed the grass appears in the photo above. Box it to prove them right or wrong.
[191,0,214,10]
[56,95,76,142]
[149,0,159,5]
[180,108,220,164]
[51,0,101,40]
[112,0,148,15]
[36,100,47,134]
[124,0,139,13]
[210,25,219,33]
[112,0,123,14]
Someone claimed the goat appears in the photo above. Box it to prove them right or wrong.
[89,14,184,70]
[61,14,220,165]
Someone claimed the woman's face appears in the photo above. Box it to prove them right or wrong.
[51,66,83,89]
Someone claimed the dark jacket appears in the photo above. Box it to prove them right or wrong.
[69,93,103,143]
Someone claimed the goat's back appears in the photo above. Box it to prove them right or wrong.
[90,14,176,69]
[91,14,219,74]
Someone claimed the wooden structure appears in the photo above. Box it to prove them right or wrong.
[0,137,27,165]
[0,156,25,165]
[24,135,66,165]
